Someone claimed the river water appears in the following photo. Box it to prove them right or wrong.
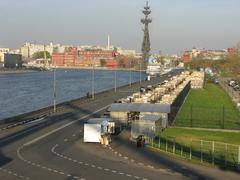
[0,69,144,120]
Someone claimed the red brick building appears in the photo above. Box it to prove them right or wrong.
[182,51,192,63]
[52,47,118,67]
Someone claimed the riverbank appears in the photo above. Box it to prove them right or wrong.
[54,66,142,72]
[0,69,37,75]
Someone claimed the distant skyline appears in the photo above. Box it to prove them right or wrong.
[0,0,240,54]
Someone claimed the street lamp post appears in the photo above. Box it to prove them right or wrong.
[140,61,142,85]
[114,69,117,92]
[129,60,132,87]
[53,66,56,113]
[92,61,95,99]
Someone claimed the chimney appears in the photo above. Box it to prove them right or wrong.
[107,35,110,50]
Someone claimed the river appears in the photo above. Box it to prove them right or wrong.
[0,69,145,120]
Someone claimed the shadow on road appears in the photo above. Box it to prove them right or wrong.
[0,102,102,149]
[0,149,12,168]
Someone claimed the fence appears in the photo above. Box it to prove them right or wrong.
[173,106,240,129]
[145,135,240,171]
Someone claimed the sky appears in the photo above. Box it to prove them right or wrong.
[0,0,240,54]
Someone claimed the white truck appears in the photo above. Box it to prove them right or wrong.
[83,124,101,143]
[83,118,115,143]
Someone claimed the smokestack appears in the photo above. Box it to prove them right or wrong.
[107,35,110,50]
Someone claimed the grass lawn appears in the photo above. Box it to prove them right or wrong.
[152,127,240,170]
[159,127,240,145]
[175,83,240,129]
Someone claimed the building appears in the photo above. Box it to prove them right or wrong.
[116,48,136,56]
[4,54,22,68]
[20,42,67,58]
[0,48,10,63]
[52,47,118,68]
[182,51,192,63]
[182,48,227,63]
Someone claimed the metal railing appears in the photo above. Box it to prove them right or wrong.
[173,106,240,129]
[146,135,240,171]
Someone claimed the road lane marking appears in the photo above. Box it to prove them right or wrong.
[108,145,176,175]
[16,102,160,180]
[51,144,147,179]
[147,165,154,169]
[17,145,85,180]
[0,167,31,180]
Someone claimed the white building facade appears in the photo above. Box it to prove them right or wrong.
[0,48,10,63]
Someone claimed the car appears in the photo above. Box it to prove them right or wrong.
[233,85,240,91]
[140,87,146,93]
[229,80,236,87]
[214,79,219,84]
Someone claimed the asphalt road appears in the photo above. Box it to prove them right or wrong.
[0,70,239,180]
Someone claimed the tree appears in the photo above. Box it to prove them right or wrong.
[32,51,51,59]
[115,55,140,69]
